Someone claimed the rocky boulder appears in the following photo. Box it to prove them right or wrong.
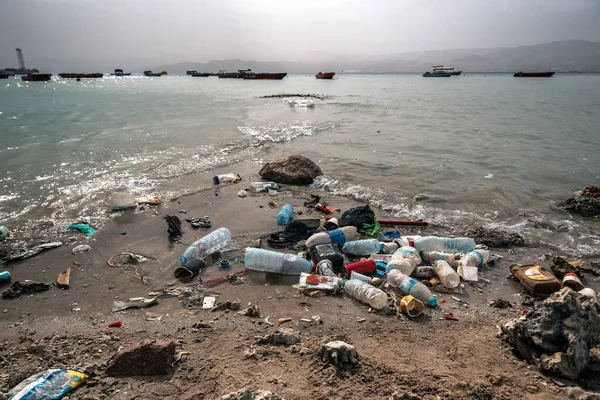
[501,288,600,380]
[259,155,322,185]
[105,339,176,376]
[465,226,525,247]
[559,186,600,218]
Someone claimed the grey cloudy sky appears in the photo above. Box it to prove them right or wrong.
[1,0,599,71]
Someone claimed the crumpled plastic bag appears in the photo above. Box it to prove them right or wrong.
[8,369,88,400]
[67,223,97,236]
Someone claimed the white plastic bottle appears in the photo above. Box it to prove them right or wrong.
[387,269,437,307]
[434,260,460,288]
[460,250,491,267]
[385,246,422,276]
[350,271,372,283]
[180,227,231,269]
[344,279,388,309]
[248,182,280,193]
[305,226,360,249]
[421,251,458,266]
[412,236,476,253]
[382,242,399,254]
[341,239,382,256]
[245,248,313,275]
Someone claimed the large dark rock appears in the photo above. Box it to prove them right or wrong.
[465,226,525,247]
[105,339,176,376]
[501,288,600,380]
[559,186,600,218]
[259,155,322,185]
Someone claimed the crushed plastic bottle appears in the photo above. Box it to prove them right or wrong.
[341,239,382,256]
[245,248,313,275]
[344,279,388,309]
[387,269,437,307]
[180,228,231,270]
[305,226,360,249]
[421,250,458,266]
[459,249,491,267]
[434,260,460,288]
[412,236,476,253]
[276,204,294,225]
[248,182,281,193]
[385,246,421,276]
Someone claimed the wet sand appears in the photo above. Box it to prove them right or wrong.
[0,170,596,399]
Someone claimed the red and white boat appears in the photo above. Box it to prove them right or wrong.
[316,72,335,79]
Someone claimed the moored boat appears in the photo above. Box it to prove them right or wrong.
[218,69,251,78]
[58,73,103,79]
[316,72,335,79]
[0,73,9,79]
[243,72,287,80]
[143,70,162,77]
[111,69,131,76]
[423,72,451,77]
[432,65,462,75]
[21,73,52,82]
[514,71,555,77]
[191,72,211,77]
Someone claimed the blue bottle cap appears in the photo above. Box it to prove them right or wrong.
[180,256,187,265]
[427,297,438,307]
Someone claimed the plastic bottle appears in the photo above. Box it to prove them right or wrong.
[344,279,388,309]
[385,246,421,276]
[276,204,294,225]
[412,236,476,253]
[459,250,491,267]
[350,271,372,283]
[382,242,399,254]
[421,251,458,266]
[245,248,313,275]
[180,228,231,269]
[317,260,337,277]
[0,270,11,284]
[305,226,360,249]
[248,182,281,193]
[341,239,382,256]
[386,269,437,307]
[345,259,377,276]
[434,260,460,288]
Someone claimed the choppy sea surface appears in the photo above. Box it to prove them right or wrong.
[1,73,599,256]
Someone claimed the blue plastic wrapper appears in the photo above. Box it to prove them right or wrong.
[8,369,88,400]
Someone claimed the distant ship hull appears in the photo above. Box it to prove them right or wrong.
[191,72,211,77]
[316,72,335,79]
[143,71,162,77]
[59,73,103,79]
[423,72,451,77]
[0,74,9,79]
[243,73,287,80]
[514,71,555,77]
[22,73,52,82]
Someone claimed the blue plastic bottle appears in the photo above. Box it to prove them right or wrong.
[276,204,294,225]
[0,270,11,284]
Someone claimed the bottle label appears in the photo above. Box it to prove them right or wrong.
[329,229,346,246]
[474,251,484,265]
[524,265,551,281]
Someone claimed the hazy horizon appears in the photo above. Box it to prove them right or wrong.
[1,0,599,71]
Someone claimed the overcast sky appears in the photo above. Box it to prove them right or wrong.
[1,0,599,71]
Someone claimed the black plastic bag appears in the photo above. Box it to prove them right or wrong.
[339,205,375,229]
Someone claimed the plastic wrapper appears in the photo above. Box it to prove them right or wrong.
[298,273,342,293]
[8,369,88,400]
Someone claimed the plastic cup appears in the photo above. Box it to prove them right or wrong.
[400,295,425,317]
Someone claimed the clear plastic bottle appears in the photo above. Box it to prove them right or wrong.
[385,246,421,276]
[350,271,372,283]
[382,242,399,254]
[344,279,388,309]
[459,250,490,267]
[412,236,476,253]
[434,260,460,288]
[386,269,437,307]
[248,182,281,193]
[276,204,294,225]
[245,248,313,275]
[317,260,337,277]
[421,251,458,266]
[305,226,360,249]
[341,239,383,256]
[180,227,231,269]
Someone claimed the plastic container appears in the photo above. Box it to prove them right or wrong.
[0,270,11,284]
[562,273,584,291]
[341,239,382,256]
[111,192,136,211]
[345,259,377,276]
[578,288,596,298]
[434,260,460,288]
[460,250,491,267]
[245,248,313,275]
[277,204,294,225]
[310,244,344,274]
[217,173,241,183]
[400,295,425,317]
[510,264,561,297]
[344,279,388,309]
[248,182,280,193]
[350,271,372,283]
[180,227,231,270]
[387,269,437,307]
[305,226,360,249]
[412,236,476,253]
[421,251,458,266]
[386,246,422,276]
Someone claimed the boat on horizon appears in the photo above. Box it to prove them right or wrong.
[218,69,252,78]
[111,69,131,76]
[432,65,462,76]
[423,71,451,77]
[21,73,52,82]
[243,72,287,80]
[316,72,335,79]
[514,71,555,77]
[191,72,211,77]
[0,73,9,79]
[58,73,103,79]
[143,70,163,77]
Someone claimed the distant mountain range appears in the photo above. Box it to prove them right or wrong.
[156,40,600,73]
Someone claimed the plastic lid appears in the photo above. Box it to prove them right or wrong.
[427,297,438,307]
[180,256,187,265]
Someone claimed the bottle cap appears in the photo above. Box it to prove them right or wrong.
[427,297,438,307]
